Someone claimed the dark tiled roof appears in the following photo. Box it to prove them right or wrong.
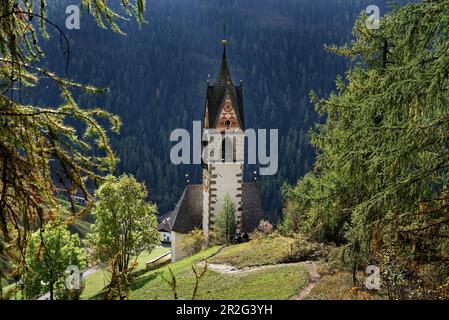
[205,47,245,130]
[171,185,203,234]
[170,182,264,234]
[157,211,173,232]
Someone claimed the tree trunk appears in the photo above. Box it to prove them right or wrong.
[49,282,54,300]
[352,261,357,285]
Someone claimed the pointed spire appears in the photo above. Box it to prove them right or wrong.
[215,35,233,86]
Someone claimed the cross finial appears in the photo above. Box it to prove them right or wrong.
[222,21,227,46]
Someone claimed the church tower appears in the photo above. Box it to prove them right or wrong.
[201,39,245,240]
[170,38,263,262]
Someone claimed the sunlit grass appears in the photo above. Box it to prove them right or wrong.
[130,243,308,300]
[81,246,171,300]
[208,236,296,268]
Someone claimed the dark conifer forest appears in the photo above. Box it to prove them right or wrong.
[3,0,448,302]
[36,0,396,218]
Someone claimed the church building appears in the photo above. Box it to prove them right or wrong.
[170,40,264,261]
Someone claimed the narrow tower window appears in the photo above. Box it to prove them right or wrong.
[222,136,233,163]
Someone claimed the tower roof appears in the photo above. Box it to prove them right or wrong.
[204,40,245,130]
[215,44,233,86]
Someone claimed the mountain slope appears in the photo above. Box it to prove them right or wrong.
[38,0,400,218]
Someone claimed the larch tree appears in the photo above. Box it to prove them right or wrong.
[284,0,449,298]
[0,0,146,291]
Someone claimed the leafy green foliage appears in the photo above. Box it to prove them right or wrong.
[85,174,159,299]
[23,222,86,300]
[178,229,205,257]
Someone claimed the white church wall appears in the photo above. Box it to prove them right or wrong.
[202,131,245,235]
[209,163,243,233]
[171,231,187,262]
[202,187,210,240]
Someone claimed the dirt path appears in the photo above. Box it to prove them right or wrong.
[290,261,320,300]
[198,261,302,275]
[197,259,320,299]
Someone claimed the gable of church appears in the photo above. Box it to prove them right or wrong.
[216,95,241,131]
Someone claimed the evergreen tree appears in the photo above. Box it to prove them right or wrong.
[215,194,237,244]
[284,0,449,298]
[0,0,146,282]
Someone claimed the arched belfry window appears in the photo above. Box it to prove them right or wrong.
[221,136,234,163]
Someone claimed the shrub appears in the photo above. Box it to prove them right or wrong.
[251,220,274,239]
[258,220,274,236]
[179,229,206,256]
[207,229,224,246]
[282,234,327,263]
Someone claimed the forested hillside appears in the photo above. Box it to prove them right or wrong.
[282,0,449,299]
[36,0,396,218]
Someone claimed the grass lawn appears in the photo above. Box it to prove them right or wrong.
[208,236,296,268]
[130,243,309,300]
[81,246,170,300]
[58,197,93,238]
[81,269,111,300]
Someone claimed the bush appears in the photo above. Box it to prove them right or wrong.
[258,220,274,236]
[207,229,224,246]
[179,229,206,256]
[282,234,328,263]
[379,255,449,300]
[252,220,274,239]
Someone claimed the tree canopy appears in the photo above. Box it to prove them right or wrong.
[85,174,159,299]
[0,0,146,279]
[283,0,449,299]
[23,222,86,300]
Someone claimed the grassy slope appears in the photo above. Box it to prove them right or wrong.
[129,238,309,300]
[208,236,295,268]
[58,198,93,238]
[81,247,170,300]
